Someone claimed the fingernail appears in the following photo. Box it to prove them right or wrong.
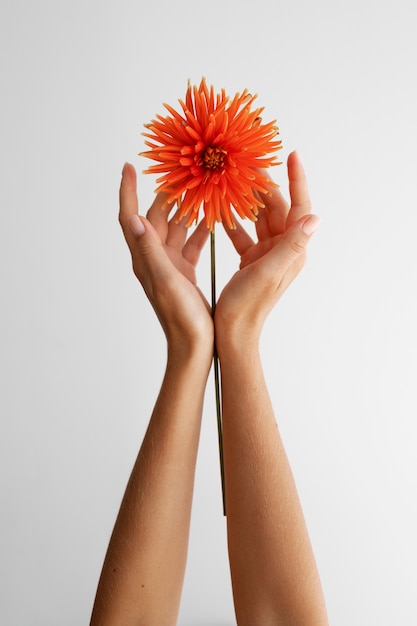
[302,214,321,236]
[122,162,129,176]
[129,215,145,237]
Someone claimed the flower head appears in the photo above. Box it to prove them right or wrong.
[141,79,282,230]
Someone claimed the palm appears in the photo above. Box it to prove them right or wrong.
[148,202,211,309]
[119,165,213,341]
[217,153,312,323]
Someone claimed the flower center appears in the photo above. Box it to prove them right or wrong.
[201,146,227,170]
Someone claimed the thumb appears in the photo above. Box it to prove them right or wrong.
[127,214,170,279]
[128,214,146,238]
[282,213,321,256]
[265,213,321,273]
[300,214,321,237]
[128,214,164,258]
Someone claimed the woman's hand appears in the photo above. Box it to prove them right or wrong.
[119,163,214,355]
[215,151,320,349]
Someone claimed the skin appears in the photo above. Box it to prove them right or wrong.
[90,152,329,626]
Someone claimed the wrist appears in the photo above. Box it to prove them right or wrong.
[163,307,214,359]
[166,331,214,371]
[215,320,261,363]
[214,298,265,355]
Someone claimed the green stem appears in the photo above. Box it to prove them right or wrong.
[210,230,226,516]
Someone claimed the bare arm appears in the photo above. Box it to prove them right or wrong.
[91,164,213,626]
[215,152,329,625]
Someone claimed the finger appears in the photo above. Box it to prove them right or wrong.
[255,170,289,235]
[223,220,255,257]
[146,192,173,242]
[182,219,210,265]
[165,209,189,249]
[286,151,312,228]
[119,163,139,250]
[118,168,175,290]
[262,213,320,276]
[253,204,271,241]
[127,214,172,288]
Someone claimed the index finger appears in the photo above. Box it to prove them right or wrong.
[119,162,139,249]
[146,191,174,243]
[255,169,288,236]
[286,151,312,227]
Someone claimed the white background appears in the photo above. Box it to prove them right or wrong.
[1,0,416,624]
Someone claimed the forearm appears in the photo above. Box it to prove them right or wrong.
[219,336,328,626]
[91,344,212,626]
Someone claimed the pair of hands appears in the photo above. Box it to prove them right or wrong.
[119,152,320,356]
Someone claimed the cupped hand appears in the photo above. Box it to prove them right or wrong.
[119,163,214,351]
[214,151,320,346]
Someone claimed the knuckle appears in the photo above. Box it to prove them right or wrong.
[293,251,307,273]
[131,258,142,281]
[288,238,306,256]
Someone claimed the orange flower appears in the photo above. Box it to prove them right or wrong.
[141,78,282,230]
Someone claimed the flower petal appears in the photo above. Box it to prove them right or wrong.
[142,79,281,230]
